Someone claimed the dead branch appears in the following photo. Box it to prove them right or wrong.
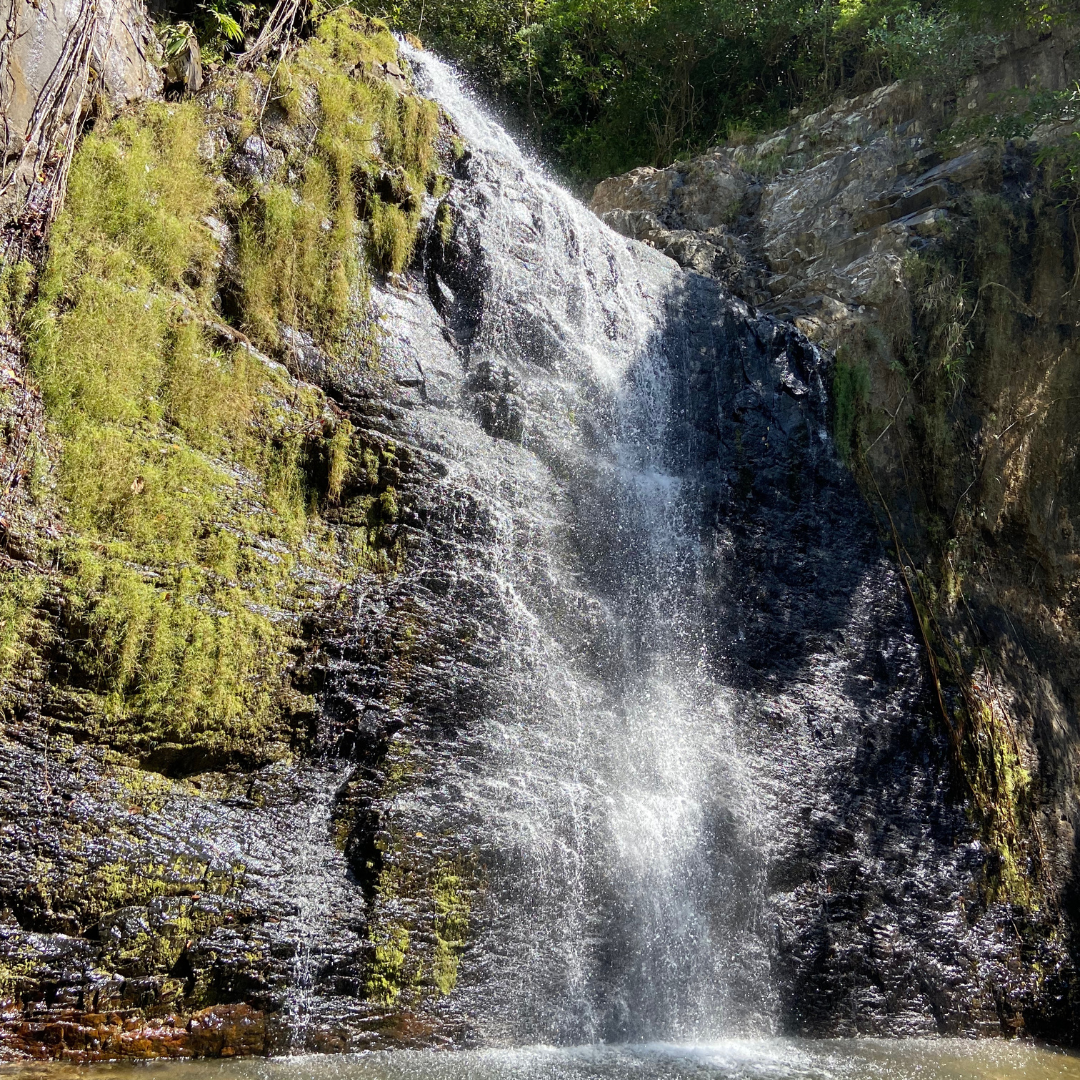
[0,0,21,161]
[236,0,304,71]
[0,0,100,226]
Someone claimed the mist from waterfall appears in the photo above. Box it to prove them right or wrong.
[375,43,777,1045]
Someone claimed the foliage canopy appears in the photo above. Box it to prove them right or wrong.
[370,0,1067,181]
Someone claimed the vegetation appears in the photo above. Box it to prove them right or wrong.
[431,861,470,996]
[0,9,444,767]
[235,10,441,347]
[831,348,870,463]
[371,0,1071,181]
[146,0,1072,186]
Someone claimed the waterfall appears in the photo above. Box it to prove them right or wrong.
[307,42,936,1051]
[371,45,782,1044]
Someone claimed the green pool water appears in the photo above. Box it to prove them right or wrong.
[2,1041,1078,1080]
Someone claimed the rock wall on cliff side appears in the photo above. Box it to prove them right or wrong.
[1,0,162,227]
[0,13,477,1057]
[591,22,1080,1042]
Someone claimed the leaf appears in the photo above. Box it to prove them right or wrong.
[212,9,245,42]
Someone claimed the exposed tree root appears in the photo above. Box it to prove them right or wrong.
[237,0,305,70]
[0,0,100,238]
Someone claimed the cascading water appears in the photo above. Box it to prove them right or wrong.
[348,47,785,1044]
[306,44,964,1052]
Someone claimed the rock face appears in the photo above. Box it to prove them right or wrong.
[0,22,470,1059]
[0,0,161,220]
[3,18,1080,1062]
[589,26,1079,338]
[592,22,1080,1045]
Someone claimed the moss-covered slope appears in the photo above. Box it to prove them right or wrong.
[0,11,465,1058]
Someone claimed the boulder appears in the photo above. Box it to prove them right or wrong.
[590,165,681,221]
[672,153,747,230]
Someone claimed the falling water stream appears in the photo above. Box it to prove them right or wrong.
[6,44,1076,1080]
[379,42,778,1046]
[285,45,1072,1073]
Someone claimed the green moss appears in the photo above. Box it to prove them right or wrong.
[61,550,283,749]
[365,923,411,1003]
[431,862,469,996]
[965,696,1039,907]
[831,349,870,463]
[236,166,360,347]
[369,198,418,275]
[77,854,235,913]
[378,486,400,521]
[327,417,354,504]
[0,955,35,1000]
[0,571,48,689]
[0,259,34,331]
[236,8,444,345]
[435,200,454,245]
[13,89,365,757]
[115,765,178,813]
[361,446,380,484]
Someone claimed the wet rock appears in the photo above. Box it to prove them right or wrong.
[464,360,526,442]
[588,24,1080,1047]
[228,135,285,186]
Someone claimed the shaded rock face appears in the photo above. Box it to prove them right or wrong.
[957,23,1080,114]
[590,22,1080,1046]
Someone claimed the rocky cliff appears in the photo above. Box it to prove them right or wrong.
[592,21,1080,1042]
[0,11,481,1057]
[3,2,1080,1062]
[1,0,161,233]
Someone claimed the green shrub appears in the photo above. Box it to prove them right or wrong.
[379,0,1067,181]
[867,6,1003,93]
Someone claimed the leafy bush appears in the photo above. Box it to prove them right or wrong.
[867,5,1003,93]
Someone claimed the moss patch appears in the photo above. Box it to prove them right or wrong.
[0,15,445,769]
[831,348,870,463]
[431,861,469,996]
[236,9,442,348]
